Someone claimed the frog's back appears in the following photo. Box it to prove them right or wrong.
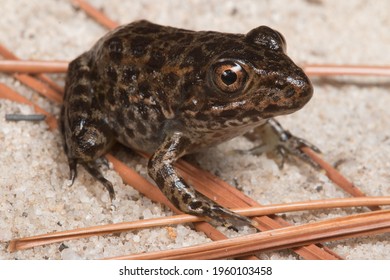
[92,20,243,67]
[85,21,247,152]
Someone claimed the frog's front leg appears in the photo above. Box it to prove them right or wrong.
[247,118,321,169]
[148,132,253,229]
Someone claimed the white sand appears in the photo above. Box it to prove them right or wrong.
[0,0,389,259]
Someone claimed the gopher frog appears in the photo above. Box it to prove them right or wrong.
[60,20,318,228]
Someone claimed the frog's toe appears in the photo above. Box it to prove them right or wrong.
[209,205,257,230]
[97,156,111,168]
[188,200,255,230]
[274,132,322,169]
[83,161,116,200]
[68,159,78,186]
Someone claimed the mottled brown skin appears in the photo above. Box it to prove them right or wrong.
[61,20,316,227]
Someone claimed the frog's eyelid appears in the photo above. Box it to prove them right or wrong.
[214,59,263,76]
[234,60,263,75]
[214,58,248,69]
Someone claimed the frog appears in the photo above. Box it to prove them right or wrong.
[60,20,319,228]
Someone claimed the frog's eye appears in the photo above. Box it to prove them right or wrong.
[212,62,247,93]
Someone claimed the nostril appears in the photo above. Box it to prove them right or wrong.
[286,73,313,100]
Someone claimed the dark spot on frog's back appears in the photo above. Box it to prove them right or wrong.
[70,96,89,113]
[106,66,118,82]
[121,66,139,83]
[130,35,153,58]
[97,91,106,105]
[147,50,166,69]
[138,82,152,100]
[118,88,130,105]
[168,45,187,58]
[163,72,180,88]
[88,66,99,81]
[73,84,89,96]
[107,37,123,63]
[203,41,220,54]
[106,88,116,105]
[180,46,205,67]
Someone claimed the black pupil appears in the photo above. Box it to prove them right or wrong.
[221,69,237,85]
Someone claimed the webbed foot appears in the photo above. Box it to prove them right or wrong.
[248,118,321,169]
[185,193,256,231]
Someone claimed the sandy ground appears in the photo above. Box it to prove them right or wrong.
[0,0,389,259]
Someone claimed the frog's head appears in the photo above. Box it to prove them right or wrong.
[205,26,313,121]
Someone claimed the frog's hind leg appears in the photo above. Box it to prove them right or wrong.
[61,100,115,200]
[148,132,255,229]
[61,60,116,199]
[65,122,115,200]
[62,119,116,200]
[61,115,116,198]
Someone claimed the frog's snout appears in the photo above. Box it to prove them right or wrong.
[284,71,313,109]
[260,69,313,117]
